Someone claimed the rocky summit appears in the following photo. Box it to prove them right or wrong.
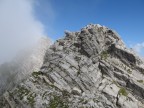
[0,24,144,108]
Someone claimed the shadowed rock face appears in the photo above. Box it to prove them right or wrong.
[0,24,144,108]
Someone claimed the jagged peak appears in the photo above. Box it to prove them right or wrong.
[82,23,106,29]
[51,24,142,66]
[64,24,123,45]
[56,24,125,52]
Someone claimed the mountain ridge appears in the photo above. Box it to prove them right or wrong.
[0,24,144,108]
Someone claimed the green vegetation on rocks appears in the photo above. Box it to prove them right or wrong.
[27,93,36,107]
[127,69,132,74]
[101,51,108,60]
[49,95,69,108]
[118,88,128,96]
[137,80,143,83]
[16,86,30,100]
[32,71,43,78]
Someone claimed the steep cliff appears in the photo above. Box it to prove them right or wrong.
[0,24,144,108]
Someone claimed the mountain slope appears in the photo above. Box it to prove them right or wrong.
[0,24,144,108]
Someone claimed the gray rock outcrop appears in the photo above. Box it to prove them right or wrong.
[0,24,144,108]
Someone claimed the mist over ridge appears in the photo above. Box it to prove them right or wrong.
[0,0,52,64]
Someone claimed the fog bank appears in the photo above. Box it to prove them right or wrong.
[0,0,51,64]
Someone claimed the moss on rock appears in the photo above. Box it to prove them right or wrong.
[118,87,128,96]
[49,95,69,108]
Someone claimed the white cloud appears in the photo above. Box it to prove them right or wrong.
[0,0,53,63]
[132,42,144,55]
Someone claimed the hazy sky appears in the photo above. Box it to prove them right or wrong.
[35,0,144,56]
[0,0,144,64]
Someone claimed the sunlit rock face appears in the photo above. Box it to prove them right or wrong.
[0,24,144,108]
[0,37,51,95]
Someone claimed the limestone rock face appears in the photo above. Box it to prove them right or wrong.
[0,24,144,108]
